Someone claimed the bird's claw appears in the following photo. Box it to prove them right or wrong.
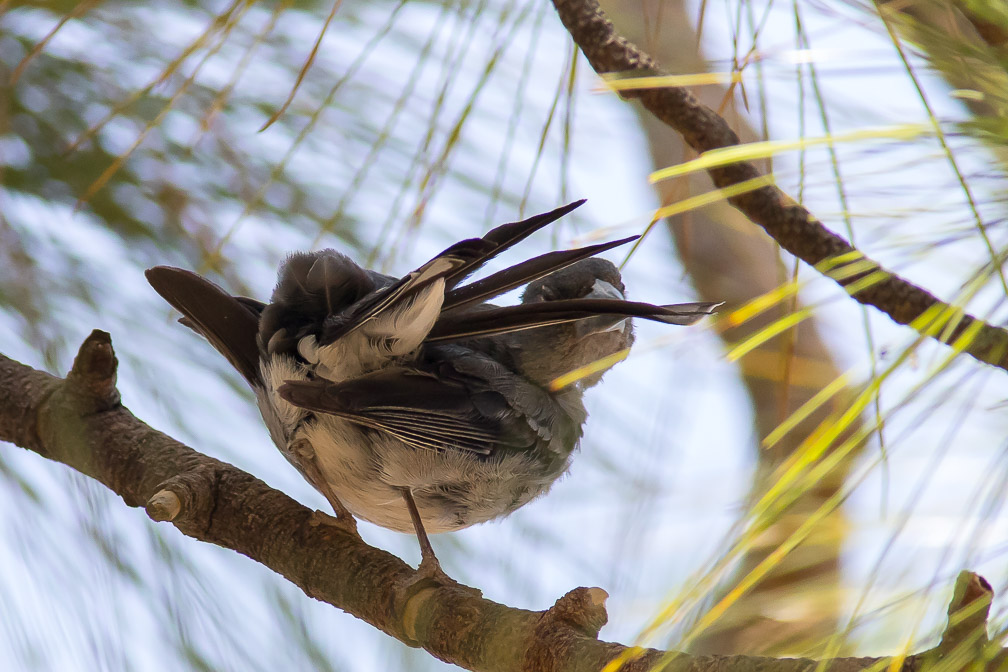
[309,509,359,536]
[394,554,481,599]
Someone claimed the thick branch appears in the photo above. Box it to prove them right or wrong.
[0,331,1002,671]
[550,0,1008,372]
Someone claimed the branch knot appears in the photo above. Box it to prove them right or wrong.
[937,571,992,661]
[145,462,222,535]
[543,586,609,638]
[66,329,120,412]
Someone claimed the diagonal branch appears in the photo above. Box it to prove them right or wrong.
[550,0,1008,372]
[0,332,1005,670]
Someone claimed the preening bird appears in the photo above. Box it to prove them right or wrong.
[146,200,718,581]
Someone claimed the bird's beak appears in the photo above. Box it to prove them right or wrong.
[575,279,629,338]
[589,279,624,301]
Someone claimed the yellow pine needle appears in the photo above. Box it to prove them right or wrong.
[10,0,102,85]
[768,321,988,524]
[724,279,802,327]
[651,175,777,220]
[649,123,932,183]
[821,259,879,283]
[687,484,848,644]
[815,250,866,273]
[619,175,776,267]
[596,72,743,93]
[948,318,984,356]
[763,370,854,448]
[754,385,879,517]
[67,0,245,155]
[738,349,840,388]
[600,646,648,672]
[549,348,630,391]
[841,271,890,297]
[725,307,815,362]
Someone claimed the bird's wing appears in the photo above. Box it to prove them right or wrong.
[322,200,589,343]
[426,299,722,342]
[440,199,587,291]
[319,239,494,343]
[278,348,576,459]
[442,235,637,311]
[145,267,263,387]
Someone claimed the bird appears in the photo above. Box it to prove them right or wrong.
[146,200,719,581]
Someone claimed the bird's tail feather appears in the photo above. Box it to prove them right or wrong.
[427,299,721,342]
[145,266,263,387]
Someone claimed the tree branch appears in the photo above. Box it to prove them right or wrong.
[550,0,1008,373]
[0,331,1005,670]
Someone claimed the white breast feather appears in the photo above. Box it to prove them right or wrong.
[260,355,309,436]
[301,417,572,533]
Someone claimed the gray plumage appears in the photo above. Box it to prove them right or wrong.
[145,201,718,549]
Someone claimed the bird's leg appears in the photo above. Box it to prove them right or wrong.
[400,487,452,583]
[292,440,358,533]
[312,479,359,534]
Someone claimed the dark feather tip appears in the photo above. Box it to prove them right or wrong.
[277,381,323,409]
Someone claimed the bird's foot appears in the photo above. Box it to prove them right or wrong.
[394,557,482,603]
[395,553,481,599]
[416,553,457,587]
[309,509,359,536]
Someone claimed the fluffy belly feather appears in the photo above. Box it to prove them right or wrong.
[259,344,571,535]
[300,415,560,534]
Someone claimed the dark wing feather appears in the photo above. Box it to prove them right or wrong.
[441,199,586,291]
[277,343,580,462]
[442,235,638,311]
[426,299,722,343]
[278,369,504,456]
[322,200,587,343]
[321,238,495,343]
[145,266,263,387]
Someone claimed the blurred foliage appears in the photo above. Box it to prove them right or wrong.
[5,0,1008,670]
[0,0,581,365]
